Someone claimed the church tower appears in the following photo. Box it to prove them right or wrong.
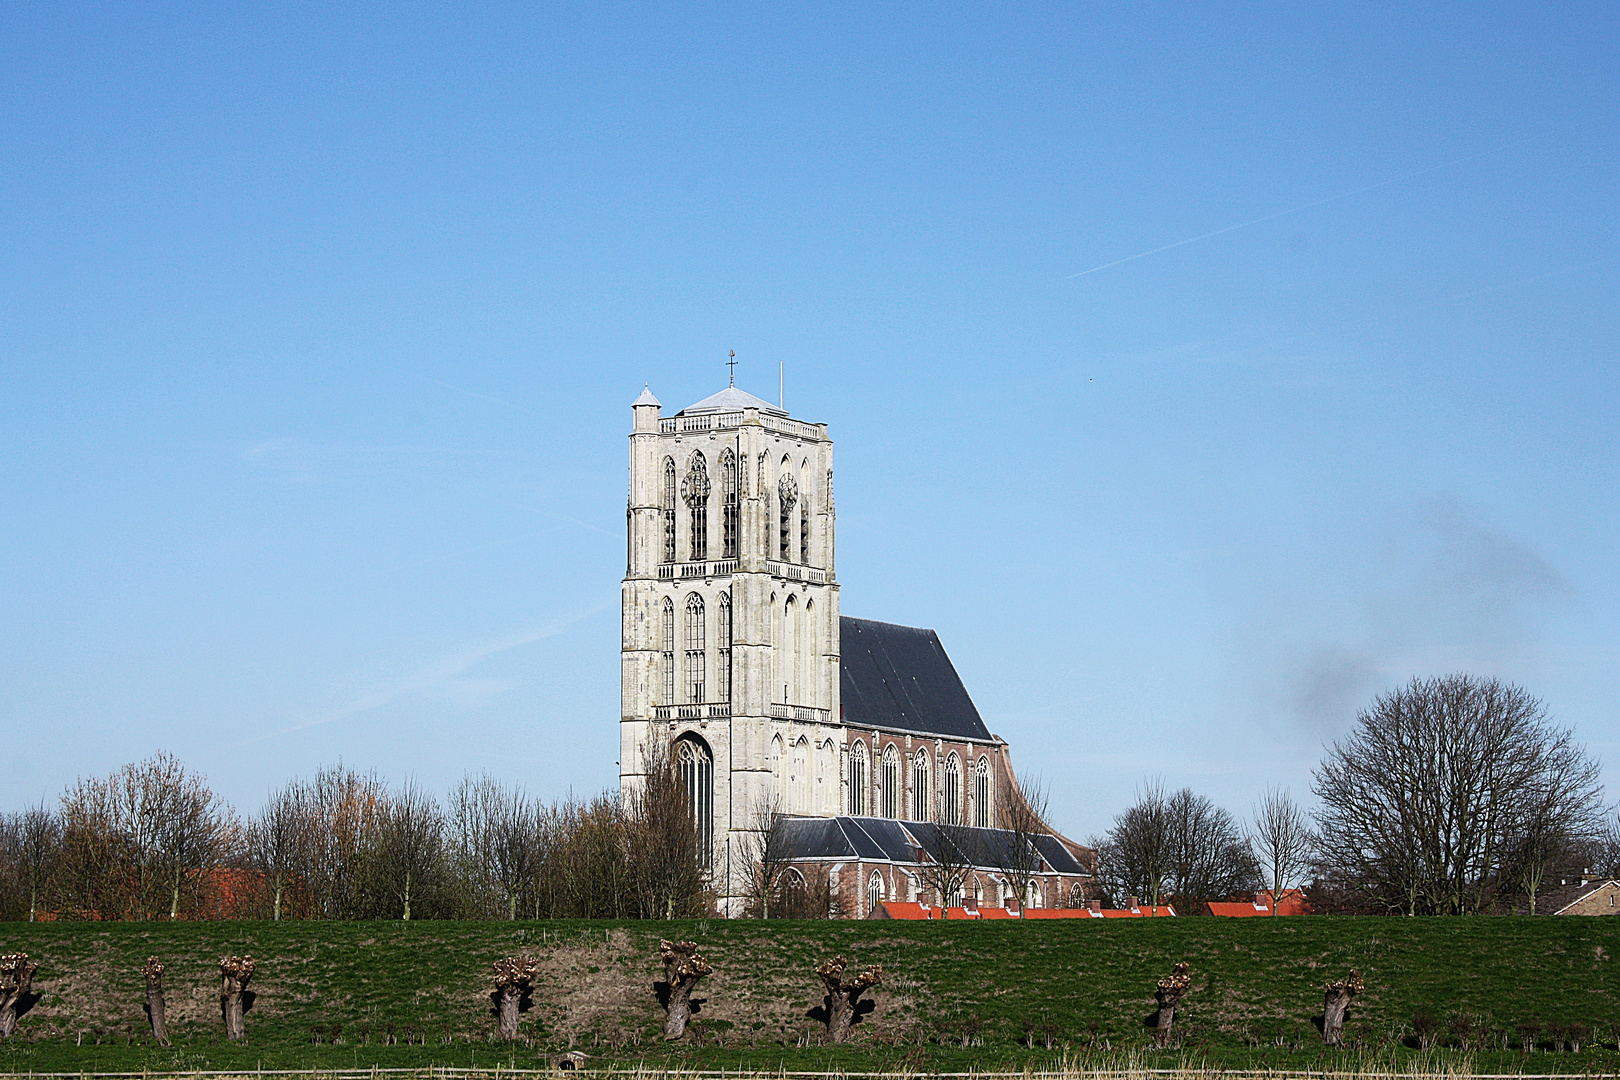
[621,381,839,905]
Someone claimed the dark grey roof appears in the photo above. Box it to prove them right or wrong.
[773,815,1087,875]
[839,617,992,741]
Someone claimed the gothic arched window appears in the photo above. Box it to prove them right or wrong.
[683,453,709,561]
[790,737,809,813]
[720,448,738,560]
[717,591,732,702]
[799,461,810,564]
[974,758,992,828]
[660,595,673,705]
[675,737,714,867]
[868,870,885,904]
[781,595,797,702]
[880,745,899,819]
[777,456,796,562]
[684,594,706,703]
[943,753,962,825]
[848,741,869,815]
[770,734,785,804]
[661,458,677,563]
[911,750,931,821]
[804,599,816,707]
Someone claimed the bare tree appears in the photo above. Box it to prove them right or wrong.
[219,956,255,1041]
[1251,786,1314,916]
[1152,961,1191,1046]
[1320,970,1364,1047]
[0,953,38,1038]
[142,957,170,1045]
[54,753,230,919]
[995,771,1051,916]
[0,806,58,926]
[657,939,711,1040]
[1096,779,1171,911]
[1313,675,1605,915]
[249,782,308,921]
[492,956,538,1038]
[737,796,795,918]
[452,774,540,920]
[1164,787,1258,908]
[916,821,980,915]
[375,777,444,921]
[816,956,883,1043]
[1098,781,1254,911]
[302,765,387,919]
[625,743,707,919]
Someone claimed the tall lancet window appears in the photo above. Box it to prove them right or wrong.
[717,591,732,701]
[661,459,677,563]
[720,448,738,559]
[849,741,869,815]
[880,745,899,819]
[911,750,931,821]
[676,738,713,867]
[943,753,962,825]
[777,462,797,562]
[799,463,810,564]
[974,758,992,828]
[685,593,706,703]
[660,597,675,705]
[683,453,709,561]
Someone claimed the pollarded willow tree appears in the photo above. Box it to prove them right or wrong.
[1312,674,1605,916]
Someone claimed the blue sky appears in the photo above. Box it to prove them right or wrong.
[3,2,1616,840]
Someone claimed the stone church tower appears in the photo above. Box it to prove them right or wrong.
[621,382,839,898]
[622,380,1095,917]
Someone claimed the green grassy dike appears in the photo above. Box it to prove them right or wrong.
[1,917,1616,1075]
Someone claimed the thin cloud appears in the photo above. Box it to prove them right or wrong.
[1064,146,1512,280]
[260,596,616,739]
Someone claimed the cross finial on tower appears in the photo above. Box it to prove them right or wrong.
[727,350,736,387]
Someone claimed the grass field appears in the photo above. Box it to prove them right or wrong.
[0,917,1615,1075]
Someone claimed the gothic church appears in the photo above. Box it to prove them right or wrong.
[621,382,1093,916]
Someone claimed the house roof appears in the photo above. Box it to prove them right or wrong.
[1204,900,1273,917]
[677,385,786,417]
[1550,879,1620,915]
[840,617,993,741]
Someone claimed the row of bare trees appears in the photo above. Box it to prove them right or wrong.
[1094,675,1618,915]
[0,748,708,922]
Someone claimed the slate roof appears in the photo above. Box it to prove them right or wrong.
[839,617,992,741]
[772,815,1085,874]
[677,385,786,416]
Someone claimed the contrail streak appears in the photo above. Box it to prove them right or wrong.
[1064,147,1509,280]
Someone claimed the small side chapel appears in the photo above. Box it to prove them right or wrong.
[621,380,1094,916]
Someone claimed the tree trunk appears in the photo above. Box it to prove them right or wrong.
[491,956,538,1040]
[817,957,883,1044]
[659,940,712,1041]
[1320,971,1364,1047]
[1153,962,1191,1047]
[0,953,40,1039]
[219,956,256,1042]
[496,986,520,1038]
[272,881,283,921]
[143,957,170,1045]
